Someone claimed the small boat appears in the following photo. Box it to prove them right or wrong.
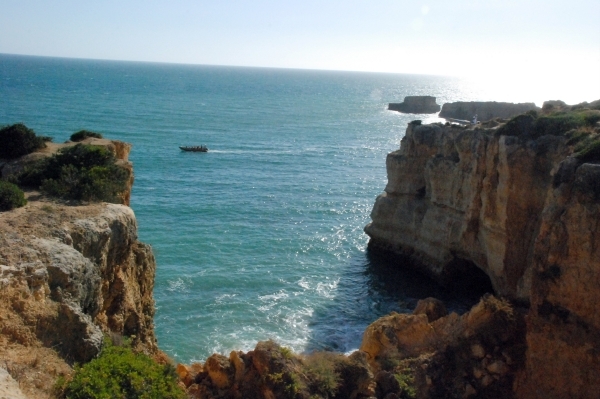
[180,145,208,152]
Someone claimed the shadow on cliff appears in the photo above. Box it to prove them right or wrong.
[303,249,493,353]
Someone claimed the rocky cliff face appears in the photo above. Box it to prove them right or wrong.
[365,105,600,398]
[0,141,156,398]
[439,101,539,121]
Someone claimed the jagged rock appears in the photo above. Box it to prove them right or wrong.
[413,297,447,322]
[361,295,526,399]
[439,101,539,122]
[205,354,234,390]
[389,96,440,114]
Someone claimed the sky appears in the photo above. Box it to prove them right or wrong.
[1,0,599,101]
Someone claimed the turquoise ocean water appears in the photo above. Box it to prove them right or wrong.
[1,54,528,362]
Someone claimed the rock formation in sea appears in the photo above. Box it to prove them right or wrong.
[365,101,600,398]
[389,96,441,114]
[0,139,157,398]
[439,101,539,121]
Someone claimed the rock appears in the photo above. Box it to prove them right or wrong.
[205,354,233,390]
[376,370,401,397]
[361,295,525,399]
[486,360,508,374]
[439,101,539,122]
[389,96,441,114]
[471,344,485,359]
[413,297,448,322]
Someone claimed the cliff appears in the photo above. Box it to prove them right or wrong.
[0,141,157,398]
[389,96,441,114]
[439,101,539,122]
[365,103,600,398]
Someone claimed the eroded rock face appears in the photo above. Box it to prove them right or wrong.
[365,108,600,398]
[365,121,570,300]
[389,96,441,114]
[439,101,539,122]
[0,198,157,397]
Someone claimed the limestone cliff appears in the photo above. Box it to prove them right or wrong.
[365,103,600,398]
[0,141,156,398]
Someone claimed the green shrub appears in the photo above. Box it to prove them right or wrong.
[60,342,185,399]
[497,109,600,139]
[0,123,48,159]
[70,130,103,142]
[576,140,600,163]
[395,369,416,399]
[0,180,27,211]
[304,352,341,398]
[18,144,129,202]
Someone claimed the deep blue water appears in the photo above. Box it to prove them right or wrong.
[2,54,499,362]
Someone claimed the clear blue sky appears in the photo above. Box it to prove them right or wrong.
[1,1,599,99]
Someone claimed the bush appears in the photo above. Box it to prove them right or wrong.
[0,180,27,211]
[0,123,48,159]
[70,130,103,142]
[497,109,600,139]
[18,144,129,202]
[60,341,185,399]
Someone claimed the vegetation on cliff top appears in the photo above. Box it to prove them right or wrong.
[0,180,27,211]
[0,123,51,159]
[70,130,103,142]
[56,339,185,399]
[18,143,129,202]
[497,108,600,162]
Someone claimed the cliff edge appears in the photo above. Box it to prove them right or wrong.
[0,140,157,398]
[365,102,600,398]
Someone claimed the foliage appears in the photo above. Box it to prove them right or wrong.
[304,352,342,398]
[497,109,600,139]
[70,130,103,142]
[0,123,48,159]
[576,140,600,163]
[59,341,185,399]
[18,144,129,202]
[0,180,27,211]
[394,369,416,399]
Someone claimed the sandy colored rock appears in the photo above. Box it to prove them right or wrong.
[0,193,157,397]
[413,297,448,322]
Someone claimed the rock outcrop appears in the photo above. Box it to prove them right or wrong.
[361,295,526,399]
[389,96,441,114]
[365,103,600,398]
[439,101,539,122]
[179,340,377,399]
[0,141,156,398]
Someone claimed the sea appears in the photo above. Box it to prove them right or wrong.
[1,53,590,363]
